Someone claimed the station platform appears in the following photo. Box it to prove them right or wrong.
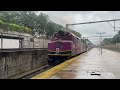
[32,48,120,79]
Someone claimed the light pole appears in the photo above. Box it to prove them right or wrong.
[96,32,106,54]
[66,24,68,31]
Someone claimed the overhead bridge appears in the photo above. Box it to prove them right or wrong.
[0,33,24,39]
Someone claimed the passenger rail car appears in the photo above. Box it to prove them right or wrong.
[48,31,88,64]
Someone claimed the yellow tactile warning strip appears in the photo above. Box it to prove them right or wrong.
[31,55,81,79]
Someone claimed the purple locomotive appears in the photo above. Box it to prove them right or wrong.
[48,30,88,64]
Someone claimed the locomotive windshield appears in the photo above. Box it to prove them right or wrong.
[52,31,72,41]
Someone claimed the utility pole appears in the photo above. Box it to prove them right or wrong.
[65,19,120,33]
[67,19,120,26]
[66,24,68,31]
[1,33,3,49]
[96,32,106,55]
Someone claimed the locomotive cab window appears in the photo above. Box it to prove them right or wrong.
[52,31,72,41]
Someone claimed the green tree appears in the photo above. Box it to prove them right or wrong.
[102,31,120,45]
[0,11,82,38]
[69,29,81,38]
[35,13,49,35]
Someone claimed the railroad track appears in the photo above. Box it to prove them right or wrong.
[20,59,68,79]
[19,53,84,79]
[20,62,55,79]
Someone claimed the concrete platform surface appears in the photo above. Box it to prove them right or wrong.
[48,48,120,79]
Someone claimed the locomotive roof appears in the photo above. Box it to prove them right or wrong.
[53,31,86,43]
[53,31,82,39]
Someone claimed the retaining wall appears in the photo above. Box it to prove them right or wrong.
[0,49,48,79]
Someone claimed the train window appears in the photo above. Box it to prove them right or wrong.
[52,32,72,41]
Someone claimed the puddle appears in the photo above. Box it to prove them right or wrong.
[91,73,101,76]
[90,71,101,76]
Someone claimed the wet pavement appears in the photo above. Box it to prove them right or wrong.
[48,48,120,79]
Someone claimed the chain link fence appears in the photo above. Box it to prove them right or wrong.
[22,35,49,48]
[103,43,120,51]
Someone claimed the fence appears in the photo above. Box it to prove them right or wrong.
[103,43,120,51]
[0,31,50,49]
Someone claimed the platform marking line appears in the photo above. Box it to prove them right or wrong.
[31,55,81,79]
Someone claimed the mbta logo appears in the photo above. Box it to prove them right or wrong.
[56,48,60,54]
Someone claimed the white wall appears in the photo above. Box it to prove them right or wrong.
[0,39,19,49]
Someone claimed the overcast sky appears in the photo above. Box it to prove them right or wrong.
[38,11,120,44]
